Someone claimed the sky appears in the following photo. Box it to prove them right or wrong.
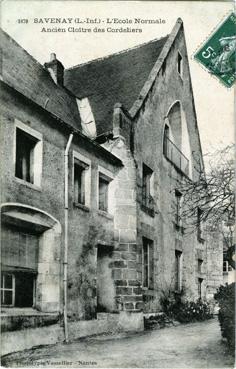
[1,0,234,158]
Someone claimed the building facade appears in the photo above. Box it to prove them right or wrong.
[1,18,223,355]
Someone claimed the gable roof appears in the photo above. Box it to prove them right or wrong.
[0,28,82,131]
[64,36,169,136]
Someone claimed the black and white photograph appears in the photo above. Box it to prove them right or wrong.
[0,1,235,367]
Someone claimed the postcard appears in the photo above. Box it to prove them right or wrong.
[0,1,235,368]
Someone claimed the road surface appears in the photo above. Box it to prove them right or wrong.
[2,318,234,368]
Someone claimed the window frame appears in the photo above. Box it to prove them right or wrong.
[177,51,183,78]
[163,124,170,157]
[97,166,114,215]
[14,120,43,188]
[223,254,232,273]
[73,151,91,209]
[175,190,183,228]
[197,207,204,242]
[1,272,36,308]
[141,163,154,216]
[175,250,183,293]
[142,237,154,290]
[1,273,15,307]
[198,278,203,299]
[197,258,203,273]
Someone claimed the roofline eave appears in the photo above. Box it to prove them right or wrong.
[0,80,123,167]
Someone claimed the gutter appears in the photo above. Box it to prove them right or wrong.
[63,133,74,343]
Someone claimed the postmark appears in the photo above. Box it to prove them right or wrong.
[194,12,236,88]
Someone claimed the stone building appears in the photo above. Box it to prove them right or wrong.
[0,18,223,355]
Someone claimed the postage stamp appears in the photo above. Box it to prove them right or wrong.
[194,12,236,88]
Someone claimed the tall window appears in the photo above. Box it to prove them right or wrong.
[142,238,154,289]
[197,207,203,240]
[175,250,183,292]
[177,52,183,77]
[15,121,42,187]
[99,174,110,212]
[142,164,154,215]
[15,129,38,184]
[163,124,170,157]
[175,190,182,227]
[74,161,88,205]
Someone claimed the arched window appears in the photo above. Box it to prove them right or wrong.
[167,101,182,149]
[163,101,191,177]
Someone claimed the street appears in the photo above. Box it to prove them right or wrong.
[2,318,234,368]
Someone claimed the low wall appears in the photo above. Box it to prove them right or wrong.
[1,313,59,332]
[1,312,144,356]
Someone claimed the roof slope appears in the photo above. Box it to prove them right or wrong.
[0,29,81,131]
[64,36,168,136]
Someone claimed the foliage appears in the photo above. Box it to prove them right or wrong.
[144,313,174,330]
[160,292,213,323]
[143,295,161,313]
[214,283,235,351]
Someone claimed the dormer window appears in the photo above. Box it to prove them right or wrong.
[76,98,97,139]
[177,52,183,77]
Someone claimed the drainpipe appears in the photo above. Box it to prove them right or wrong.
[63,133,73,343]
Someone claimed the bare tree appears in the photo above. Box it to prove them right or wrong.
[179,144,235,230]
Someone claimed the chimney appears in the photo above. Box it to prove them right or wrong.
[44,53,64,86]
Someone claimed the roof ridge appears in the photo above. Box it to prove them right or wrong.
[66,35,169,71]
[0,28,46,71]
[0,28,79,98]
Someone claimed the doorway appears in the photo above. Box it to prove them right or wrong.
[97,245,115,313]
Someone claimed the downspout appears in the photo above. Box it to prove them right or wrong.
[63,133,73,343]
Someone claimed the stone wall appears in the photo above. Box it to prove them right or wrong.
[205,226,223,300]
[102,107,142,312]
[1,312,144,356]
[130,25,220,307]
[0,82,123,323]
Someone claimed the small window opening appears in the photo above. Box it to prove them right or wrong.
[163,124,170,157]
[198,259,203,273]
[177,52,183,77]
[74,161,88,205]
[198,278,203,299]
[99,174,110,212]
[142,164,154,212]
[197,207,203,240]
[175,190,182,226]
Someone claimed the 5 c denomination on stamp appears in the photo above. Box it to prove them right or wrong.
[194,12,236,88]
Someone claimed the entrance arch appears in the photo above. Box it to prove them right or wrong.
[1,203,62,312]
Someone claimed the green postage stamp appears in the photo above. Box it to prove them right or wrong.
[194,12,236,88]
